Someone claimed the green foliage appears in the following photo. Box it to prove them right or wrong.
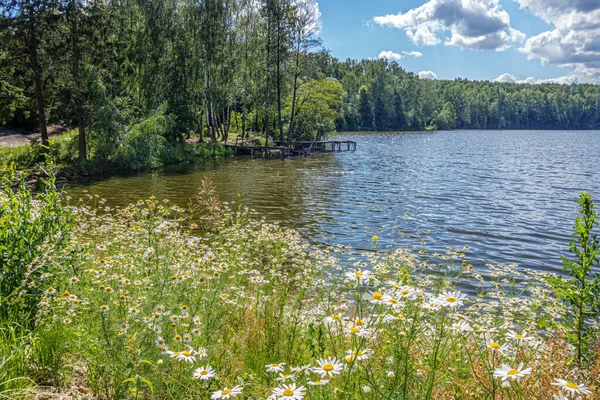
[0,162,72,319]
[112,108,174,171]
[357,85,374,130]
[0,317,35,399]
[548,192,600,365]
[0,130,79,170]
[287,78,343,141]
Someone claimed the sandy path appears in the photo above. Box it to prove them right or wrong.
[0,124,70,148]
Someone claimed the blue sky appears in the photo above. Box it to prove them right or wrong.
[317,0,600,84]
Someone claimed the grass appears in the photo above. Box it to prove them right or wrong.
[0,173,598,399]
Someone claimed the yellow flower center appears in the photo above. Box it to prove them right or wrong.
[222,388,232,395]
[200,370,208,375]
[566,382,579,389]
[355,319,365,326]
[182,351,191,357]
[314,381,322,385]
[490,343,501,349]
[515,334,524,339]
[283,388,294,396]
[332,315,341,320]
[350,326,361,333]
[507,369,519,376]
[355,271,363,278]
[323,363,335,372]
[401,290,409,295]
[446,297,457,303]
[372,292,383,300]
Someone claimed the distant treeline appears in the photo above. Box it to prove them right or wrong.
[317,57,600,132]
[1,0,599,166]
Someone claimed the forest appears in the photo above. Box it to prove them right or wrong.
[1,0,600,167]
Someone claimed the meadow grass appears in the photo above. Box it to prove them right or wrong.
[1,173,599,399]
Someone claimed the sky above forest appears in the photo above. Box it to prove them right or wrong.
[316,0,600,84]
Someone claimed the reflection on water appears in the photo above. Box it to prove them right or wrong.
[68,130,600,274]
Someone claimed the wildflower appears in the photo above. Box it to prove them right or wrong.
[507,330,532,343]
[451,320,472,333]
[171,350,196,363]
[100,305,110,313]
[196,347,208,358]
[312,357,344,378]
[144,247,155,259]
[272,384,305,400]
[324,314,342,324]
[307,380,328,386]
[211,386,243,399]
[362,386,372,393]
[552,379,591,396]
[275,373,297,382]
[434,290,467,308]
[345,349,372,361]
[387,371,396,378]
[486,338,509,355]
[266,363,286,373]
[193,366,216,380]
[344,269,373,285]
[370,292,385,304]
[493,363,532,385]
[69,276,79,284]
[96,244,107,251]
[347,325,373,337]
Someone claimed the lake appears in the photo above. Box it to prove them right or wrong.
[68,130,600,275]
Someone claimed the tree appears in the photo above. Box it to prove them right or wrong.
[285,77,342,141]
[357,85,373,130]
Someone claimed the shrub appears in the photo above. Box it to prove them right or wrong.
[0,163,72,320]
[548,192,600,365]
[112,108,175,170]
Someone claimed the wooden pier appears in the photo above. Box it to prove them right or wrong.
[226,139,356,158]
[291,140,356,153]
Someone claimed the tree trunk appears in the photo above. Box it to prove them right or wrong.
[263,3,271,146]
[28,12,49,149]
[275,0,284,147]
[70,0,86,161]
[287,38,301,147]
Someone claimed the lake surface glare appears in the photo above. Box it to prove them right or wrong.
[69,130,600,275]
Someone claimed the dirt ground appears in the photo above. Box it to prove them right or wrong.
[0,124,70,148]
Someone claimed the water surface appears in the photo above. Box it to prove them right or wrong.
[68,130,600,274]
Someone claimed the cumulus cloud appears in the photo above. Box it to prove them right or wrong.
[515,0,600,81]
[493,72,579,84]
[373,0,525,51]
[418,70,438,79]
[402,51,423,57]
[378,51,403,61]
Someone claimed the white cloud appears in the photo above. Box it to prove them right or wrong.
[515,0,600,81]
[378,50,403,61]
[402,51,423,57]
[373,0,525,51]
[493,72,579,84]
[418,70,438,79]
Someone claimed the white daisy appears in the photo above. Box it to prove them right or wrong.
[211,386,243,399]
[266,363,286,373]
[193,365,216,380]
[552,379,591,396]
[493,363,532,385]
[312,357,344,378]
[271,384,306,400]
[434,290,467,308]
